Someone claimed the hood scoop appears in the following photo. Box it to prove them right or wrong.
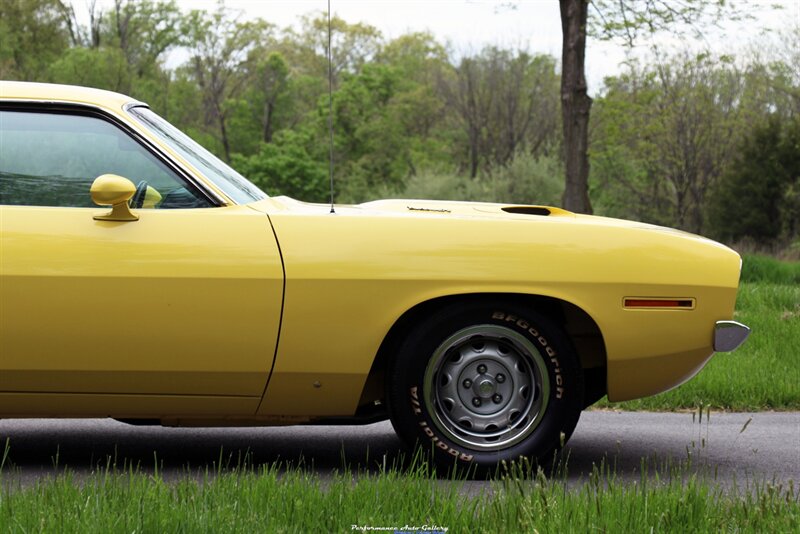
[356,199,574,218]
[502,206,552,216]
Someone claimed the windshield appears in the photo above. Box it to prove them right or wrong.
[127,106,266,204]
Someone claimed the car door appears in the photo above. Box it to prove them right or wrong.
[0,106,283,412]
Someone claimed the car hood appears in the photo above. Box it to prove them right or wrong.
[261,196,574,219]
[250,194,742,297]
[250,196,718,243]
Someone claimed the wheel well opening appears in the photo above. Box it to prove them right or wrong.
[356,293,608,415]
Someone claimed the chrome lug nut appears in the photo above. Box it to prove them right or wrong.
[462,379,472,389]
[472,397,482,407]
[496,373,506,383]
[477,364,487,374]
[492,394,503,404]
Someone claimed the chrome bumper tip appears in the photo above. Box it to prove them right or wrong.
[714,321,751,352]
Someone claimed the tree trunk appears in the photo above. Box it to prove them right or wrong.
[469,129,480,179]
[218,110,231,162]
[263,100,274,143]
[559,0,593,214]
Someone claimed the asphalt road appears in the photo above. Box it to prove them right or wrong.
[1,411,798,490]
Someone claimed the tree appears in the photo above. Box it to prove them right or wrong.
[591,53,748,233]
[290,13,382,82]
[254,52,290,144]
[183,5,273,160]
[438,47,560,178]
[0,0,72,79]
[559,0,749,214]
[270,13,384,129]
[711,116,800,243]
[104,0,185,78]
[48,46,131,92]
[232,130,328,202]
[744,23,800,117]
[375,32,452,178]
[377,31,447,86]
[559,0,593,213]
[328,63,412,194]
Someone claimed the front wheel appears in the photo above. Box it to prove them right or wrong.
[387,301,583,474]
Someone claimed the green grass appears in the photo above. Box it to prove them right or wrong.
[740,254,800,284]
[1,254,797,532]
[0,460,797,533]
[597,255,800,411]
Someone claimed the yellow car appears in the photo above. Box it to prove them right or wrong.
[0,82,749,471]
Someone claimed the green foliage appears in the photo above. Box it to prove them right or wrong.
[3,0,799,241]
[591,53,754,234]
[231,131,328,202]
[591,69,675,225]
[292,13,382,80]
[485,152,565,206]
[372,153,564,207]
[0,0,71,79]
[47,47,131,92]
[710,116,800,243]
[588,0,749,47]
[101,0,186,77]
[181,5,276,161]
[439,48,560,178]
[310,58,452,203]
[248,52,291,146]
[376,31,447,84]
[741,254,800,284]
[331,64,409,190]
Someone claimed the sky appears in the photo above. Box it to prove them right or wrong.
[90,0,799,93]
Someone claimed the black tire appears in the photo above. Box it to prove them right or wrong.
[387,300,583,475]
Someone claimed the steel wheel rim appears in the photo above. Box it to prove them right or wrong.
[423,325,550,451]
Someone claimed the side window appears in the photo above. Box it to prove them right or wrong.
[0,109,213,209]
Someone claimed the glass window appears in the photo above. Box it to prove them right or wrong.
[0,110,213,209]
[127,106,267,205]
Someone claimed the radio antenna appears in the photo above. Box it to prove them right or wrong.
[327,0,335,214]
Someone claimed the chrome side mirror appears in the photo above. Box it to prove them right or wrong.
[91,174,139,222]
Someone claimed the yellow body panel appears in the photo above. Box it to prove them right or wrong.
[0,81,743,421]
[252,197,740,414]
[0,204,283,409]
